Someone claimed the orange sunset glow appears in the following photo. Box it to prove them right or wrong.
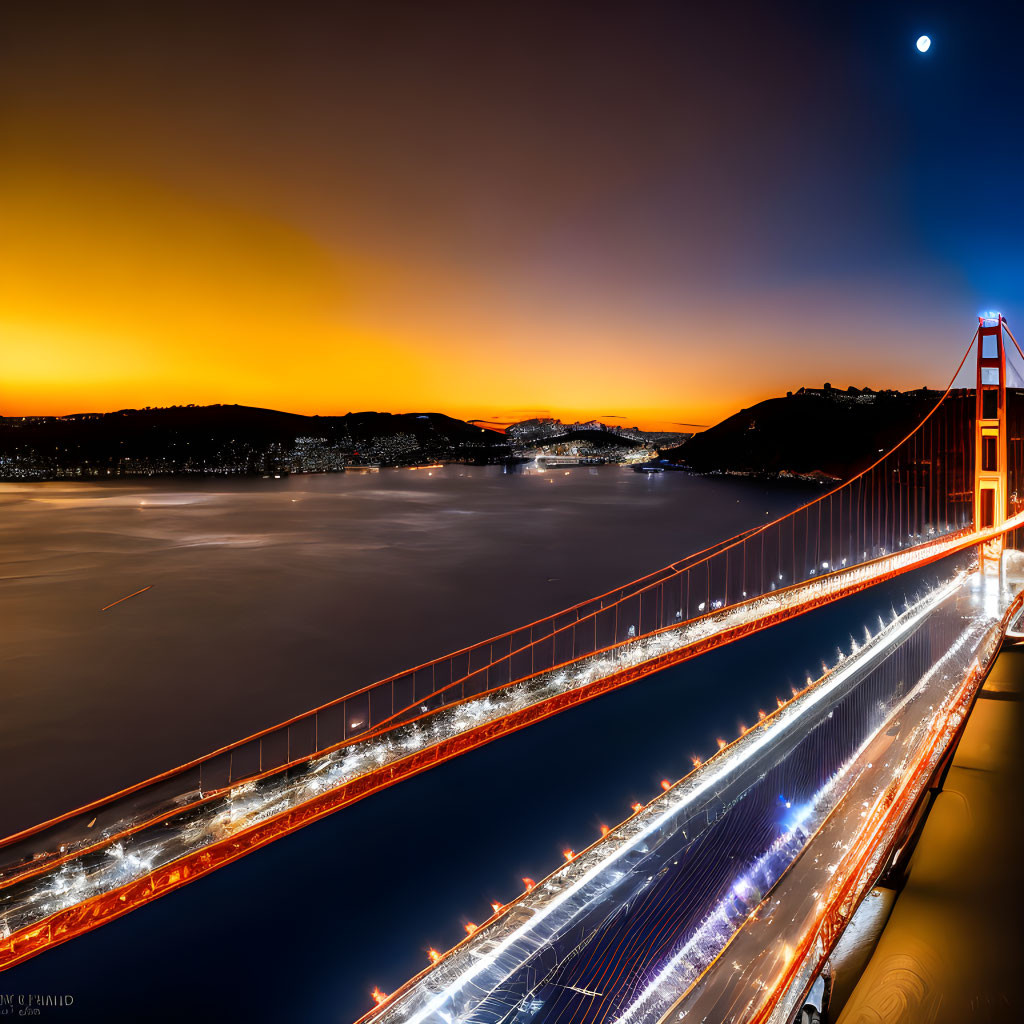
[0,160,963,431]
[0,6,978,431]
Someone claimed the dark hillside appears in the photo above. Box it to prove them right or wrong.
[0,405,508,477]
[663,389,956,479]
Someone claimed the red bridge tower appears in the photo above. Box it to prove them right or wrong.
[975,314,1008,566]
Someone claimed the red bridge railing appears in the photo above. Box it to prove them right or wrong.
[0,338,993,887]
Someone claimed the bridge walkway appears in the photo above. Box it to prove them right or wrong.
[831,635,1024,1022]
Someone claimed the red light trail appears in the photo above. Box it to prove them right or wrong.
[99,585,151,611]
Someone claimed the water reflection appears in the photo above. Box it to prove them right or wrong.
[0,468,807,832]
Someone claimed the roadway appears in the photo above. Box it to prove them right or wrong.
[360,567,1015,1024]
[654,579,1002,1022]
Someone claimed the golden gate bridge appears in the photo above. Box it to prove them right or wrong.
[2,316,1024,1022]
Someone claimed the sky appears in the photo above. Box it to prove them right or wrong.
[2,1,1024,430]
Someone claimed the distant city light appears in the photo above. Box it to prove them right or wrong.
[916,35,931,53]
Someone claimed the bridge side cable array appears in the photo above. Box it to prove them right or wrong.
[0,333,985,874]
[2,334,982,859]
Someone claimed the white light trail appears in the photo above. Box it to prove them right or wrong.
[615,597,996,1024]
[371,572,969,1024]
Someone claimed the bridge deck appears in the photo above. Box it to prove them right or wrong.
[358,565,1022,1024]
[832,636,1024,1022]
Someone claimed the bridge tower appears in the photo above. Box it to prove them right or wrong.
[975,314,1008,566]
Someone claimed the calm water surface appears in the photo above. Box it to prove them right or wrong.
[0,466,806,831]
